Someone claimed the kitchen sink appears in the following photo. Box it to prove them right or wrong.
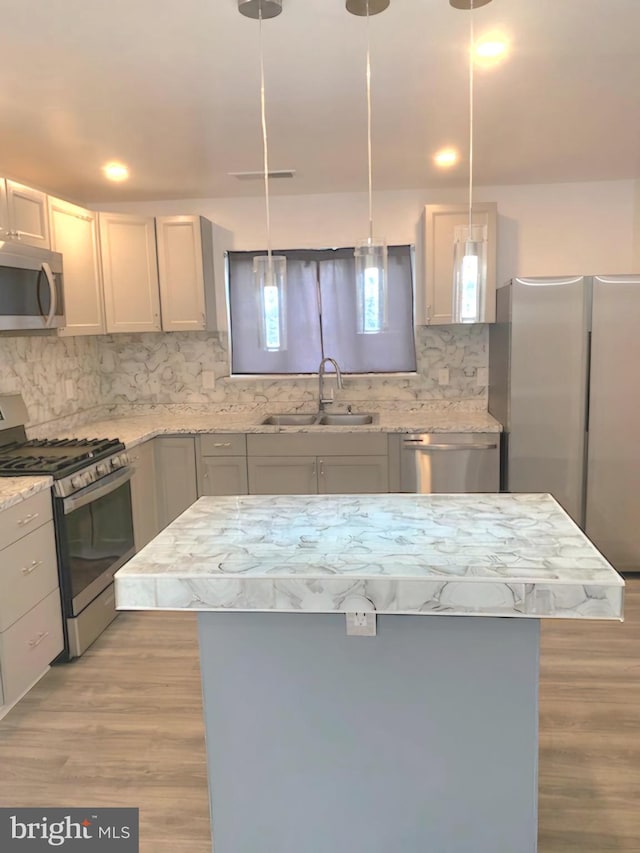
[318,413,374,426]
[261,414,320,426]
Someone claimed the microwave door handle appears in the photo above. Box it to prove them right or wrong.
[63,467,132,515]
[41,262,57,327]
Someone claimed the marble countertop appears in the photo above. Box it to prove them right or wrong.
[115,493,624,621]
[0,476,52,511]
[2,403,499,510]
[55,407,501,449]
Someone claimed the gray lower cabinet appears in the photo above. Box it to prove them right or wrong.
[197,434,248,496]
[319,455,389,494]
[155,436,198,527]
[248,456,317,495]
[129,439,160,551]
[247,433,389,495]
[0,490,63,718]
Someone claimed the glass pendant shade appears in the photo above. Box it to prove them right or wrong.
[254,255,287,351]
[452,223,488,323]
[355,239,388,334]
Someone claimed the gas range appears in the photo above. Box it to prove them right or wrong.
[0,437,130,497]
[0,394,135,660]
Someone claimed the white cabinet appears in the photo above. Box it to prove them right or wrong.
[99,211,162,333]
[0,179,50,248]
[130,439,161,550]
[48,196,106,336]
[156,216,218,331]
[419,202,497,325]
[98,212,221,334]
[155,436,198,528]
[0,490,63,719]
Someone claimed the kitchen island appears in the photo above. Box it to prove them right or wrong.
[115,493,623,853]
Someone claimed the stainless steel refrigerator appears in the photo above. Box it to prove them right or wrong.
[489,274,640,573]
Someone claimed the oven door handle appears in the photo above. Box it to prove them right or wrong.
[63,467,132,515]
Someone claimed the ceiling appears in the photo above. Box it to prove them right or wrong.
[1,0,639,203]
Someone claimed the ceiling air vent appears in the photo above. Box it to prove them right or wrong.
[229,170,296,181]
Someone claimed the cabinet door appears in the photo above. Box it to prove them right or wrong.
[155,437,197,528]
[0,521,59,632]
[130,439,160,550]
[48,196,105,336]
[199,457,248,496]
[248,456,317,495]
[156,216,206,331]
[99,212,161,333]
[4,180,50,248]
[420,202,497,325]
[319,456,389,494]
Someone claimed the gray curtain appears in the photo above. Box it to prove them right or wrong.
[228,246,416,374]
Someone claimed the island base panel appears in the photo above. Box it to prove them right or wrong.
[198,613,539,853]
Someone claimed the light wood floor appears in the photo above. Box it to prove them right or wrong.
[0,580,638,852]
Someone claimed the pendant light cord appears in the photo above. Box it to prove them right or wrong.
[468,0,475,237]
[366,0,373,243]
[259,6,272,268]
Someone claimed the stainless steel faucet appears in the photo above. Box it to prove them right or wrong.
[318,357,343,411]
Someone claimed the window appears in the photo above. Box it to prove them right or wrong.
[227,245,416,375]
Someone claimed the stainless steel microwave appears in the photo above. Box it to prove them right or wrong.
[0,242,64,331]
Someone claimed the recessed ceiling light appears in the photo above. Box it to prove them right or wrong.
[434,148,459,169]
[474,33,510,65]
[102,162,129,182]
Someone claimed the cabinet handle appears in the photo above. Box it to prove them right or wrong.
[17,512,39,527]
[21,559,43,575]
[28,631,50,649]
[319,460,324,478]
[425,304,432,323]
[213,442,231,448]
[311,461,316,480]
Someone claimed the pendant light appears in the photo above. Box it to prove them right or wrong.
[451,0,491,324]
[347,0,389,335]
[239,0,287,352]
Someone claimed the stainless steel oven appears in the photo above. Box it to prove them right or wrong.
[0,393,134,660]
[55,466,135,658]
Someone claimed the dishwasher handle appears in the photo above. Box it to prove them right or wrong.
[402,441,498,451]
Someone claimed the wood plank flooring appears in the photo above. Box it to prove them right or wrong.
[0,579,638,852]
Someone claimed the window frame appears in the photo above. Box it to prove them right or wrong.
[224,244,418,379]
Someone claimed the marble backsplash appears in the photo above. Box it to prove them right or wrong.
[1,325,487,430]
[0,335,103,427]
[96,325,488,407]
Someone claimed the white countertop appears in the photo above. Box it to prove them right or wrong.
[1,404,499,510]
[0,476,52,511]
[115,493,624,621]
[53,405,501,449]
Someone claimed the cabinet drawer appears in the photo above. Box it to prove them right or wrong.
[0,490,53,552]
[0,521,58,631]
[0,588,63,705]
[247,432,388,457]
[199,433,247,456]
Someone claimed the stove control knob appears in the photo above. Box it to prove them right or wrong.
[71,475,84,490]
[96,463,109,475]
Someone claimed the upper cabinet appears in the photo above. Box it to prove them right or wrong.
[99,212,162,334]
[156,215,217,332]
[48,196,106,336]
[418,202,497,325]
[0,180,50,249]
[98,212,222,334]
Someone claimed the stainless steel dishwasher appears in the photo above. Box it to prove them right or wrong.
[399,433,500,493]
